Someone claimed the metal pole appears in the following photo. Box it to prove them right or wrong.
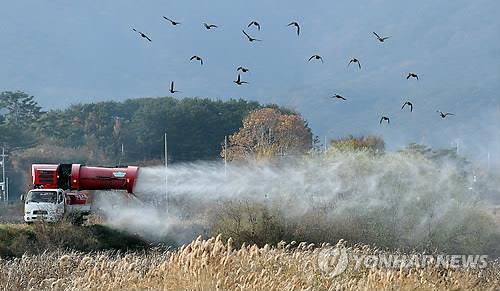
[5,177,8,202]
[164,133,169,212]
[487,151,491,171]
[224,136,228,177]
[1,147,5,202]
[324,136,327,153]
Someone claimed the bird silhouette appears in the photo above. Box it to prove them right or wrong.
[331,94,346,101]
[308,54,324,63]
[190,55,203,66]
[380,116,390,124]
[163,16,181,26]
[242,30,261,42]
[407,73,419,80]
[401,101,413,112]
[348,58,361,69]
[233,74,248,85]
[237,66,249,73]
[248,21,261,31]
[373,32,390,42]
[203,23,218,30]
[287,21,300,35]
[132,28,151,42]
[437,111,454,118]
[169,81,180,94]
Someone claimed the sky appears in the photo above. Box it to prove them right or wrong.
[0,0,499,163]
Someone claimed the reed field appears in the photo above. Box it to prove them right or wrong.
[1,234,498,291]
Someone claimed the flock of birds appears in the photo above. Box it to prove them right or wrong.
[132,17,456,125]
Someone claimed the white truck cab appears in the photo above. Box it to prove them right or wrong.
[23,188,91,224]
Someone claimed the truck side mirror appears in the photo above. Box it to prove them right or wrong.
[20,194,24,201]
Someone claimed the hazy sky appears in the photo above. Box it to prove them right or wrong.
[1,0,499,161]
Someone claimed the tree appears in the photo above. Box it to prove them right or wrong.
[222,108,312,161]
[328,135,385,154]
[0,91,42,128]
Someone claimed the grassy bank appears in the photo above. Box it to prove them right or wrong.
[0,222,150,258]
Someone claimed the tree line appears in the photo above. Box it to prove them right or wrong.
[0,91,311,197]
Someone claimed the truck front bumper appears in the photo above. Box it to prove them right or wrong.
[24,214,59,223]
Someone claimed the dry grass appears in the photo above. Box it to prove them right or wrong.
[1,235,498,290]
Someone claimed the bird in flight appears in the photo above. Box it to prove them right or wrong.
[308,54,324,63]
[237,66,249,73]
[401,101,413,112]
[407,73,419,80]
[190,55,203,66]
[437,111,454,118]
[348,58,361,69]
[163,16,181,26]
[331,94,346,101]
[287,21,300,35]
[373,32,390,42]
[233,74,248,85]
[132,28,151,42]
[242,30,261,42]
[380,116,390,124]
[248,21,261,31]
[169,81,180,94]
[203,23,218,30]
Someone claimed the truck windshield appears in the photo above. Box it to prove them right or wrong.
[26,191,57,203]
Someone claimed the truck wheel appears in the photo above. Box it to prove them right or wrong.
[71,215,85,226]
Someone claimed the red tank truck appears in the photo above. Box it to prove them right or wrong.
[22,164,139,224]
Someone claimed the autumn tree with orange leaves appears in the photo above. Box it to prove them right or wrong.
[221,108,312,161]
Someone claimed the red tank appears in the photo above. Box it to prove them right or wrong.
[31,164,139,194]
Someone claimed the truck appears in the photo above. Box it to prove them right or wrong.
[23,163,139,224]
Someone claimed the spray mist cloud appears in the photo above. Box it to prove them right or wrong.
[95,151,499,254]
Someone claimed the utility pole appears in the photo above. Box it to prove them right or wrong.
[224,136,228,177]
[1,147,7,202]
[5,177,8,203]
[487,151,491,171]
[164,133,169,212]
[324,136,327,153]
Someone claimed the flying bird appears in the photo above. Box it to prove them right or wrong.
[380,116,390,124]
[169,81,180,94]
[203,23,218,30]
[373,32,390,42]
[407,73,419,80]
[401,101,413,112]
[242,30,261,42]
[237,66,249,73]
[132,28,151,42]
[348,58,361,69]
[233,74,248,85]
[248,21,261,31]
[287,21,300,35]
[331,94,346,101]
[437,111,454,118]
[190,55,203,66]
[163,16,181,26]
[308,54,324,63]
